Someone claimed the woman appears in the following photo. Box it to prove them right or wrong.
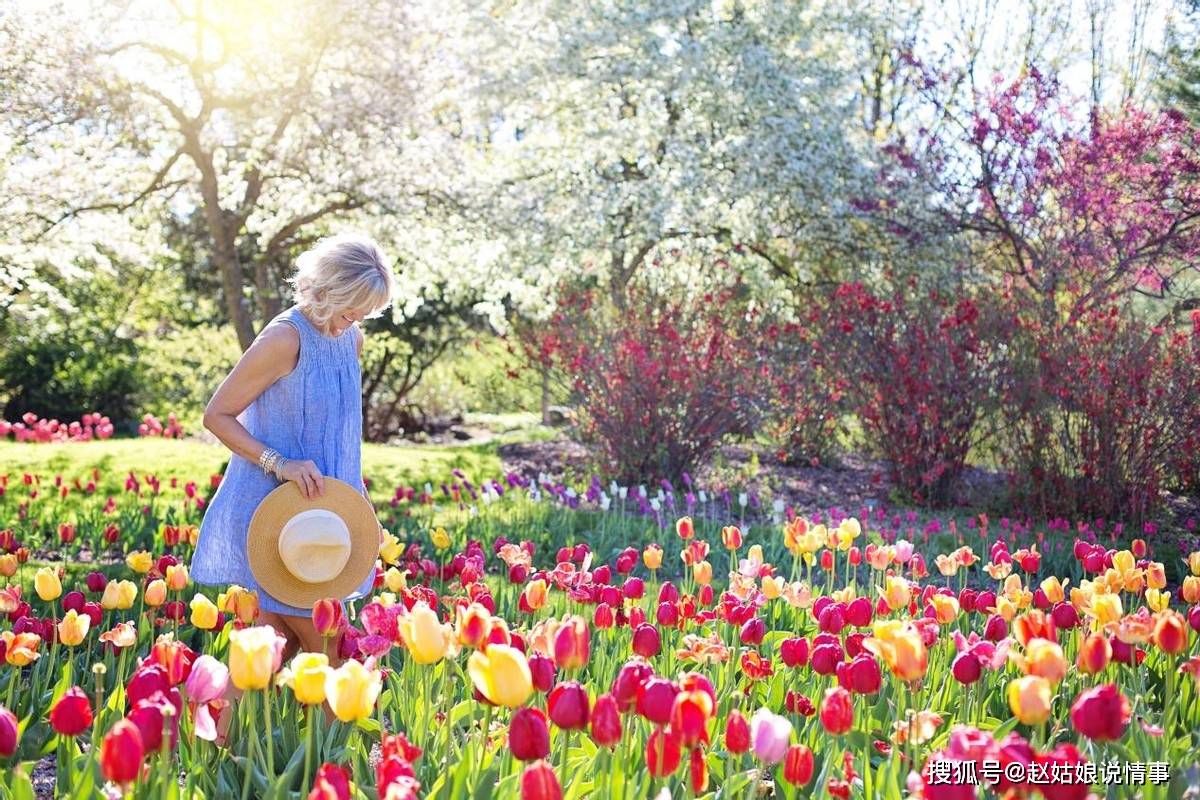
[192,233,396,658]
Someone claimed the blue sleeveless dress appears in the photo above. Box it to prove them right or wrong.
[191,306,375,617]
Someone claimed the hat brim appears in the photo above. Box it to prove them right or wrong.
[247,478,379,610]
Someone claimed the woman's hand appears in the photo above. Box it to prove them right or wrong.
[279,459,325,499]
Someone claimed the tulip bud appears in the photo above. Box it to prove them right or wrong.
[1069,684,1130,741]
[952,652,982,684]
[520,760,563,800]
[750,707,792,764]
[1152,611,1187,655]
[312,598,346,638]
[724,709,750,754]
[547,681,590,730]
[0,706,18,757]
[611,660,652,712]
[631,624,661,658]
[101,718,145,784]
[590,694,622,748]
[779,637,809,668]
[528,651,556,693]
[819,687,853,735]
[645,726,682,777]
[739,617,766,646]
[636,677,679,725]
[782,744,814,786]
[509,707,551,761]
[553,617,590,671]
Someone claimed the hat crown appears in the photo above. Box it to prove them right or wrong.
[277,509,352,584]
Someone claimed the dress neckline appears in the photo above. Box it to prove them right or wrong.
[294,306,353,341]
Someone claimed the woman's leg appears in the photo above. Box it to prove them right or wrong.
[258,610,302,663]
[285,614,344,667]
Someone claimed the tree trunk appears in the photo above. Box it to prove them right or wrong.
[254,257,283,325]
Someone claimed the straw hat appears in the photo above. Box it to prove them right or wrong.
[246,478,379,609]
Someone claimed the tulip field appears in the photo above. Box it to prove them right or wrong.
[0,445,1199,799]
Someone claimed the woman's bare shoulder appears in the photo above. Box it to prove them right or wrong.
[242,321,301,377]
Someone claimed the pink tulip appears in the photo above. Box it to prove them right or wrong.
[750,707,792,764]
[185,654,229,704]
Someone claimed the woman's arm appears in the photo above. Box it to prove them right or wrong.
[202,324,326,498]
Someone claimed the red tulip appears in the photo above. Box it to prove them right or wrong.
[670,691,713,747]
[126,664,170,707]
[836,655,881,695]
[547,682,590,730]
[951,651,982,684]
[308,763,352,800]
[739,617,766,645]
[528,652,556,693]
[845,597,872,627]
[129,694,178,752]
[645,726,682,777]
[622,577,645,599]
[593,603,614,629]
[0,707,19,757]
[553,617,590,670]
[611,660,653,712]
[783,744,814,786]
[1035,743,1089,800]
[49,687,93,736]
[820,550,834,570]
[631,624,661,658]
[724,709,750,753]
[590,694,622,748]
[819,687,853,735]
[312,599,346,638]
[689,745,709,792]
[636,678,680,725]
[101,718,144,784]
[85,571,107,594]
[1069,684,1131,741]
[520,760,563,800]
[779,637,809,668]
[509,708,551,761]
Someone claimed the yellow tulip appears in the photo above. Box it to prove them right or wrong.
[325,659,382,722]
[880,575,911,612]
[430,527,451,551]
[125,550,154,574]
[379,531,404,565]
[523,579,549,612]
[761,575,784,600]
[229,625,285,691]
[1007,676,1052,725]
[1113,550,1135,574]
[835,518,861,551]
[34,567,62,602]
[467,644,533,707]
[692,560,713,586]
[1,631,41,667]
[1019,638,1067,685]
[1039,577,1066,605]
[398,602,450,664]
[863,620,927,682]
[190,594,219,630]
[57,609,90,647]
[1188,551,1200,577]
[643,544,663,570]
[384,567,408,593]
[1146,562,1166,591]
[165,564,189,592]
[1182,576,1200,605]
[144,579,167,608]
[1146,588,1169,613]
[1090,593,1123,629]
[928,594,960,625]
[99,579,137,611]
[284,652,330,705]
[218,585,260,624]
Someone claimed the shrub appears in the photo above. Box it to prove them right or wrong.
[527,283,769,484]
[998,305,1200,521]
[819,281,1002,506]
[762,320,848,466]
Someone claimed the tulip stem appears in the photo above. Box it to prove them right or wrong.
[303,704,315,792]
[240,691,257,800]
[262,688,274,778]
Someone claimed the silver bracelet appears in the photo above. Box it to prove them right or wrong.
[273,456,289,481]
[259,447,281,477]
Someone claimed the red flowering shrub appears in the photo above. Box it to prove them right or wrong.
[817,281,1002,506]
[526,283,769,483]
[998,306,1200,521]
[865,64,1200,518]
[763,320,848,466]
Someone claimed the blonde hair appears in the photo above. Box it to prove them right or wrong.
[288,234,396,328]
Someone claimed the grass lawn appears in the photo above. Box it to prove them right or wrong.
[0,436,503,492]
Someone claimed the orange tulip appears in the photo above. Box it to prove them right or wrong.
[1076,634,1111,674]
[1007,676,1053,725]
[1152,611,1188,655]
[862,621,927,682]
[1015,638,1067,685]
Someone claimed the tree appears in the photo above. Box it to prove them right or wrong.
[0,0,445,349]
